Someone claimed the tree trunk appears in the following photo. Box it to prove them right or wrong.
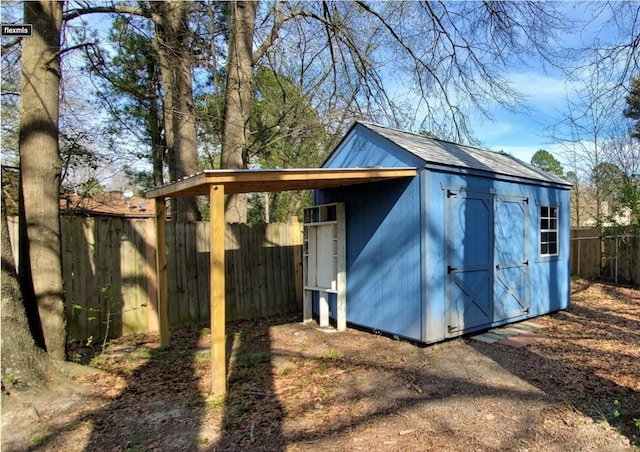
[2,174,54,391]
[151,0,200,222]
[144,42,165,188]
[221,0,257,223]
[18,0,67,361]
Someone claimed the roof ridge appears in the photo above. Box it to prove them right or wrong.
[356,120,512,156]
[354,121,570,187]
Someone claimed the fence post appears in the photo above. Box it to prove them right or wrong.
[577,233,581,277]
[615,235,619,286]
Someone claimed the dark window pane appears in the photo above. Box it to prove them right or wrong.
[549,242,557,254]
[541,243,548,254]
[549,232,557,243]
[541,206,548,217]
[541,231,549,242]
[541,219,549,229]
[550,207,557,217]
[550,219,557,230]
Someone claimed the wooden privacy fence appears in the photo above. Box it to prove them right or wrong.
[570,226,640,286]
[7,217,303,343]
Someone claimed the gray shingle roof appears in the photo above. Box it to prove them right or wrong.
[358,122,571,187]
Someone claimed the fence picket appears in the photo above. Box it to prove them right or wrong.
[570,226,640,285]
[7,217,302,342]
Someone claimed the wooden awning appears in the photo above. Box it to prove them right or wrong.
[145,167,417,395]
[145,167,418,198]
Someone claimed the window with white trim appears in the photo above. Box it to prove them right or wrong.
[539,206,558,256]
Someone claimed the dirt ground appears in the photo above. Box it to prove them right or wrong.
[2,279,639,451]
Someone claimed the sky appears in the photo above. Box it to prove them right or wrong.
[2,1,634,184]
[464,2,633,168]
[471,71,570,164]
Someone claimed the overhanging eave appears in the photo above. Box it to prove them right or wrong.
[145,167,417,199]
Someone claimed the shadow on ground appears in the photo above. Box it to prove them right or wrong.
[471,281,640,445]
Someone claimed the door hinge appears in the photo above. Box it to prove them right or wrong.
[447,189,457,198]
[448,325,457,333]
[447,265,458,274]
[523,260,529,266]
[523,197,529,204]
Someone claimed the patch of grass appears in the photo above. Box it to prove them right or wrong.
[325,348,339,359]
[31,436,47,446]
[280,366,293,376]
[135,347,152,359]
[207,395,225,408]
[194,349,210,363]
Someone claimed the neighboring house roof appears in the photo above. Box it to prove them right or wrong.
[354,121,572,188]
[61,192,157,218]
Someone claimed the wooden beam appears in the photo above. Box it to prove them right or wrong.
[154,198,169,347]
[146,167,417,198]
[210,184,226,395]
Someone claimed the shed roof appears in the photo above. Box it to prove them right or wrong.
[353,122,571,187]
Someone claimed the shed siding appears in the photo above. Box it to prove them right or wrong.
[324,125,424,169]
[319,125,425,341]
[425,171,570,342]
[317,178,423,341]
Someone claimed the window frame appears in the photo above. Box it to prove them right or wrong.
[539,204,559,260]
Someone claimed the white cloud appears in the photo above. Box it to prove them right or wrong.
[507,72,570,99]
[485,142,571,168]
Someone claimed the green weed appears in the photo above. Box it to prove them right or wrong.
[325,348,339,359]
[207,395,225,408]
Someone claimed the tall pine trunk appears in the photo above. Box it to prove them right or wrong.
[151,0,200,222]
[18,0,67,360]
[221,0,257,223]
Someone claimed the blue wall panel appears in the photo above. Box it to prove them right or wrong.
[324,125,424,169]
[317,177,424,341]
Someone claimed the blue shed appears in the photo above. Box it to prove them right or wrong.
[308,121,571,343]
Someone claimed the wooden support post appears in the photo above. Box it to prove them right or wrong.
[154,198,169,347]
[210,184,226,395]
